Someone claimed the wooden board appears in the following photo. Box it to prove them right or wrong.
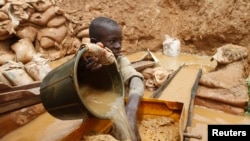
[126,51,149,63]
[157,65,201,129]
[0,81,41,114]
[0,82,12,91]
[0,90,41,114]
[0,103,46,138]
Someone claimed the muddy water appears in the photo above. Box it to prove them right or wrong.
[0,113,82,141]
[79,84,122,117]
[152,52,217,73]
[189,106,250,141]
[79,84,134,140]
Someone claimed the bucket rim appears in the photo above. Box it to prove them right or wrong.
[72,48,92,116]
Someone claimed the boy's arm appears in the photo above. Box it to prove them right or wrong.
[126,76,144,112]
[118,55,144,141]
[126,76,144,141]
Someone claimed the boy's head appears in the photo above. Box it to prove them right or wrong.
[89,16,122,58]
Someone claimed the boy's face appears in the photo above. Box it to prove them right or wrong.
[97,24,122,58]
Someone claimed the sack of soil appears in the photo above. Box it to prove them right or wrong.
[24,55,52,81]
[0,61,34,86]
[0,71,12,86]
[11,38,36,64]
[0,40,16,65]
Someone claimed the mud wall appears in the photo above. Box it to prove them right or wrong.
[57,0,250,57]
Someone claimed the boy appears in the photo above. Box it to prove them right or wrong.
[86,16,144,141]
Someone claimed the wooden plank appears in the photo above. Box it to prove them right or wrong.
[0,103,46,138]
[0,82,41,114]
[0,89,39,102]
[126,51,149,63]
[0,81,41,94]
[0,82,12,91]
[157,65,201,129]
[0,91,41,114]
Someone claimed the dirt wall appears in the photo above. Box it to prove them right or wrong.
[57,0,250,56]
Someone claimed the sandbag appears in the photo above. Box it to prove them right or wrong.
[0,61,34,86]
[0,71,12,86]
[24,55,52,81]
[0,38,15,66]
[11,38,36,64]
[16,25,38,42]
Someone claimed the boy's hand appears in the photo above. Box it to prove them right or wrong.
[84,56,102,71]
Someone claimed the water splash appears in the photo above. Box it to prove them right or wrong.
[106,97,135,140]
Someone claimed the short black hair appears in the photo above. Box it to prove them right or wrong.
[89,16,119,40]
